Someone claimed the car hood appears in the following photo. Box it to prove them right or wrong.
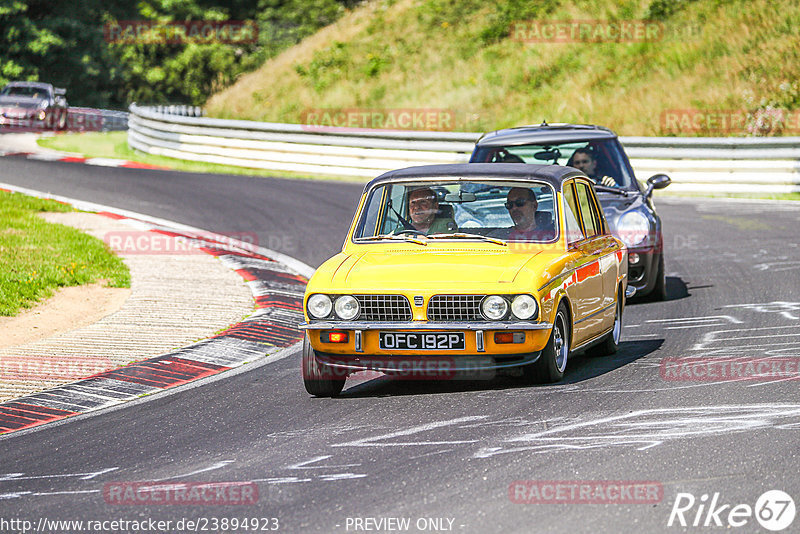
[0,97,42,109]
[313,248,553,292]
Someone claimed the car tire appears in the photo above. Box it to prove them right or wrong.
[648,254,667,301]
[587,292,621,357]
[524,302,570,383]
[302,333,345,397]
[57,109,67,130]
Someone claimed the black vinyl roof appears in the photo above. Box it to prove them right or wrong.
[365,163,585,191]
[476,123,617,147]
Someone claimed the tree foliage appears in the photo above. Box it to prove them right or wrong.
[0,0,359,108]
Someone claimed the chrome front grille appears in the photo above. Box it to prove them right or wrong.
[427,295,485,321]
[355,295,412,321]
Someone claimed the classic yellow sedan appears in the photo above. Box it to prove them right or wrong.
[300,163,633,396]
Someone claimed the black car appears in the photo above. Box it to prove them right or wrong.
[470,123,671,300]
[0,81,68,130]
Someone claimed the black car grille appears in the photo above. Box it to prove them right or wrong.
[427,295,485,321]
[354,295,412,321]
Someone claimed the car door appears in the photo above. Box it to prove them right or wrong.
[561,180,602,345]
[566,179,617,344]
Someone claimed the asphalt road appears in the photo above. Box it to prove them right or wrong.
[2,158,800,533]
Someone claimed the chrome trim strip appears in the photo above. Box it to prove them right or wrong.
[574,301,616,325]
[299,321,553,331]
[354,330,363,352]
[476,330,485,352]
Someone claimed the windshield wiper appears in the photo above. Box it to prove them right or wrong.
[356,234,428,245]
[426,233,507,246]
[593,185,630,197]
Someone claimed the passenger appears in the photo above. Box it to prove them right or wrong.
[405,187,457,235]
[505,187,555,241]
[570,148,616,187]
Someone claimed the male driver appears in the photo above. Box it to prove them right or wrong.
[405,187,456,234]
[570,148,616,187]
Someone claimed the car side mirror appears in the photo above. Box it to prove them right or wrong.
[644,174,671,198]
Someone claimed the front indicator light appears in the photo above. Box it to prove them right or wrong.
[494,332,525,344]
[322,331,348,343]
[511,295,538,320]
[629,253,640,265]
[37,110,46,121]
[334,295,360,320]
[481,295,508,320]
[307,294,333,319]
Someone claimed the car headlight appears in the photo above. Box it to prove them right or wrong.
[481,295,509,321]
[307,294,332,319]
[511,294,538,320]
[334,295,360,320]
[616,211,649,247]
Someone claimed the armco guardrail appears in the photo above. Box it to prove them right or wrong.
[128,104,800,193]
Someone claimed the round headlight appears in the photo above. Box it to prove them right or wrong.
[307,294,332,319]
[481,295,509,321]
[511,295,538,320]
[616,211,649,247]
[334,295,360,320]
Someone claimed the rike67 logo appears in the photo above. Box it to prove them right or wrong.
[668,490,796,531]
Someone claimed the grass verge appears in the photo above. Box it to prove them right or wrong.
[37,132,369,183]
[0,191,131,316]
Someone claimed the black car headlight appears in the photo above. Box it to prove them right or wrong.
[616,211,649,248]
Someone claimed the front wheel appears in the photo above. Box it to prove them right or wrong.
[524,302,570,383]
[57,109,68,130]
[302,333,346,397]
[648,254,667,301]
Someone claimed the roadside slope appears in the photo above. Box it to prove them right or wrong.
[206,0,800,136]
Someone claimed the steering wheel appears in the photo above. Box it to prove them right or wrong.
[395,228,425,236]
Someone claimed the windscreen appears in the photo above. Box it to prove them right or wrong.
[471,138,636,189]
[353,180,558,242]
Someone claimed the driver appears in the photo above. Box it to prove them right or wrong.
[405,187,456,235]
[570,148,616,187]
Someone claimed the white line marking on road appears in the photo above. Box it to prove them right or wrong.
[333,415,489,448]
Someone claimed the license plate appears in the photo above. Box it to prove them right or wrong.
[379,332,465,350]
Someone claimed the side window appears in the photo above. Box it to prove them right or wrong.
[562,181,584,245]
[575,181,601,238]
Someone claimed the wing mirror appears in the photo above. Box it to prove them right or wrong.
[644,174,671,198]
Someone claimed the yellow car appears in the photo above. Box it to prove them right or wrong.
[300,163,633,396]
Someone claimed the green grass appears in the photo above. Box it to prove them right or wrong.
[0,191,131,316]
[205,0,800,137]
[37,132,368,183]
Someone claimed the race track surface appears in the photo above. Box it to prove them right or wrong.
[1,158,799,533]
